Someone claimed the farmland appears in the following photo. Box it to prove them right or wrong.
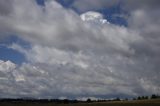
[0,99,160,106]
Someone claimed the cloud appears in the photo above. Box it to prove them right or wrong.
[0,0,160,99]
[67,0,160,13]
[71,0,119,12]
[0,0,13,16]
[0,60,16,72]
[123,0,160,11]
[80,11,110,24]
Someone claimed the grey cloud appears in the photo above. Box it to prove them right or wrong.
[0,0,13,16]
[68,0,160,12]
[0,0,138,54]
[0,0,160,99]
[123,0,160,10]
[0,58,156,98]
[72,0,119,12]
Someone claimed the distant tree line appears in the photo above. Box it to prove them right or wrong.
[0,98,79,104]
[0,94,159,104]
[134,94,160,100]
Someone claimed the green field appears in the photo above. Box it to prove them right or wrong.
[0,99,160,106]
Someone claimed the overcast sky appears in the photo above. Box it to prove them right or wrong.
[0,0,160,99]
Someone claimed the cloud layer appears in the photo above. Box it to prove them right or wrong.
[0,0,160,99]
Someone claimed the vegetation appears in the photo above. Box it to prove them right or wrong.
[0,94,160,106]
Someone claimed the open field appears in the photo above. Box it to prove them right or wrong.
[0,99,160,106]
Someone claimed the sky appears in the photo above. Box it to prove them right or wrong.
[0,0,160,99]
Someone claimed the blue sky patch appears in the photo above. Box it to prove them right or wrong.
[36,0,45,6]
[0,35,30,64]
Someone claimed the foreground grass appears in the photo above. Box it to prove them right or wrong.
[0,99,160,106]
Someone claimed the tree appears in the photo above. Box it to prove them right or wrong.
[151,94,160,99]
[63,99,69,104]
[87,98,91,103]
[115,97,120,101]
[125,98,128,101]
[137,96,141,100]
[144,96,149,99]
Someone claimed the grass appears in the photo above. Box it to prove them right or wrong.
[0,99,160,106]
